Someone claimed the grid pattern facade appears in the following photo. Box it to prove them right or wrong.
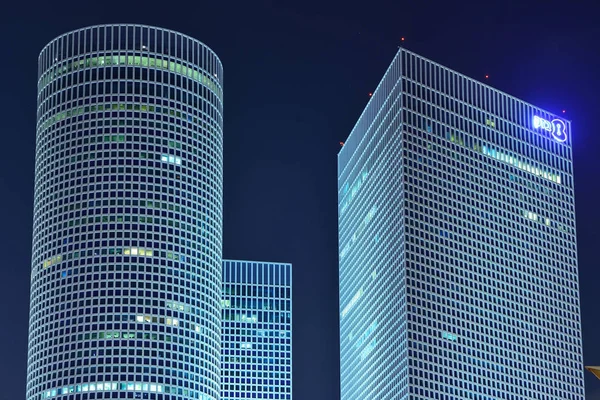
[221,260,292,400]
[28,25,223,400]
[338,48,584,399]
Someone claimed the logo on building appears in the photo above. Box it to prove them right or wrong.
[533,116,567,143]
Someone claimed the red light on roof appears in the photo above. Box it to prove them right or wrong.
[340,142,345,146]
[368,92,373,97]
[562,110,566,113]
[401,37,405,41]
[485,75,489,79]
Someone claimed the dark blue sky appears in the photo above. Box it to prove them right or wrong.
[1,1,599,398]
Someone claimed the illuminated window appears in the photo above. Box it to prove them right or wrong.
[442,332,458,341]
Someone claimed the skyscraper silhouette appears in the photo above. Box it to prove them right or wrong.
[338,48,584,399]
[221,260,292,399]
[28,24,223,400]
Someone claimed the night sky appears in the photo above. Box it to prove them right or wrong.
[1,1,599,398]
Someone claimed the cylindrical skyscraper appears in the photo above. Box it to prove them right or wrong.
[28,25,223,400]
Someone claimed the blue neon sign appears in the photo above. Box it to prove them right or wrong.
[533,116,567,142]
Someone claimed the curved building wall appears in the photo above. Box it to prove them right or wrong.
[27,25,223,400]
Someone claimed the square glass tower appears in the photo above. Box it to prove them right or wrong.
[338,48,583,399]
[221,260,293,399]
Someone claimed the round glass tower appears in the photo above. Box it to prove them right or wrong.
[27,25,223,400]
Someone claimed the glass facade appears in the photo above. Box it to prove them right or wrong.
[338,48,584,399]
[28,25,223,400]
[221,260,292,400]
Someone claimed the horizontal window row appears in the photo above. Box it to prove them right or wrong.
[221,298,290,312]
[222,384,290,392]
[29,330,212,355]
[161,154,182,165]
[223,356,292,366]
[32,313,203,337]
[46,248,185,261]
[37,198,213,220]
[445,129,562,184]
[42,54,222,98]
[222,330,291,339]
[221,372,290,379]
[33,208,216,234]
[223,286,290,298]
[223,311,291,324]
[42,381,207,399]
[38,102,219,137]
[73,330,201,341]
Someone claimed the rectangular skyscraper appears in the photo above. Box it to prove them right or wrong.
[221,260,292,399]
[338,48,583,399]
